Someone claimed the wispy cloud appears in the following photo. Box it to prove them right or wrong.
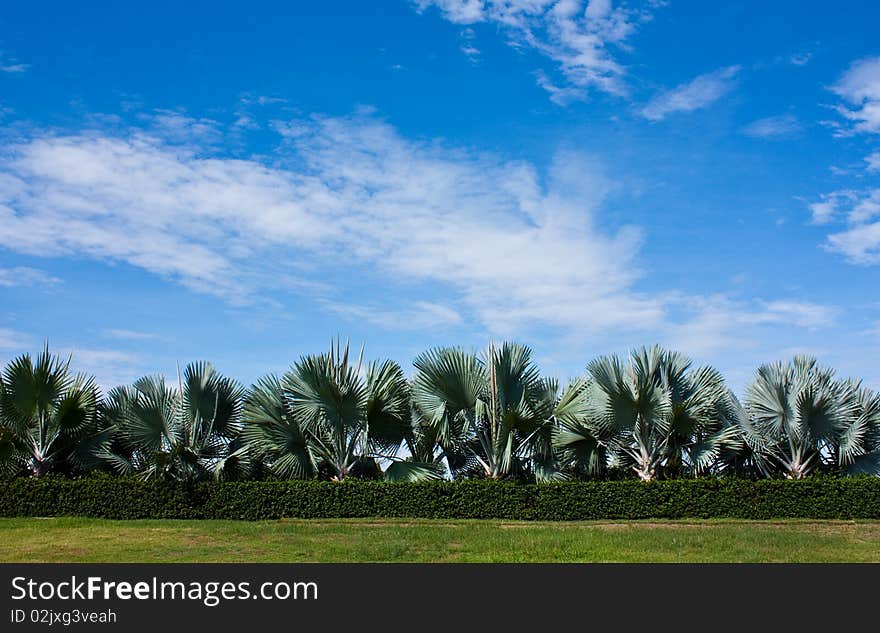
[0,328,31,351]
[808,188,880,263]
[232,94,289,132]
[662,295,835,357]
[238,94,287,107]
[324,301,463,330]
[0,108,834,355]
[789,51,812,66]
[0,111,655,335]
[413,0,664,102]
[807,58,880,265]
[459,27,480,62]
[0,266,60,287]
[0,51,29,73]
[742,113,801,139]
[808,196,842,225]
[139,109,222,146]
[102,329,164,341]
[754,300,836,329]
[641,66,741,121]
[59,347,144,390]
[828,56,880,135]
[826,220,880,265]
[0,330,146,390]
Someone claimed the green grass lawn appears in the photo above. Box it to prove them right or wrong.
[2,517,880,562]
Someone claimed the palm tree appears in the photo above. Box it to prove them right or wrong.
[239,373,313,479]
[0,346,99,477]
[559,346,741,481]
[742,356,880,478]
[241,341,442,481]
[842,383,880,476]
[551,377,609,478]
[411,341,560,481]
[98,361,245,481]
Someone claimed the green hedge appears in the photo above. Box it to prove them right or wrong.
[2,477,880,520]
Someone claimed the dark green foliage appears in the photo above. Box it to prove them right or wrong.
[3,476,880,520]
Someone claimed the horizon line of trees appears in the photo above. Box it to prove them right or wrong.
[1,340,879,483]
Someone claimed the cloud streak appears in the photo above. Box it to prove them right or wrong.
[413,0,663,102]
[0,266,60,288]
[742,114,801,139]
[641,66,741,121]
[0,51,29,73]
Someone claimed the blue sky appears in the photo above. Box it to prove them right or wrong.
[1,0,879,393]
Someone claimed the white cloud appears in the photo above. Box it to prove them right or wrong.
[324,301,463,330]
[663,295,835,357]
[60,347,144,391]
[807,188,880,225]
[789,52,812,66]
[0,111,658,336]
[0,328,31,351]
[0,109,835,355]
[239,94,287,107]
[102,329,164,341]
[233,114,259,130]
[416,0,487,23]
[413,0,662,101]
[754,300,836,329]
[742,114,801,139]
[808,190,853,225]
[232,94,288,132]
[826,219,880,264]
[0,266,60,287]
[139,109,222,146]
[846,190,880,224]
[641,66,741,121]
[809,199,838,225]
[809,58,880,266]
[829,56,880,135]
[0,51,29,73]
[809,188,880,264]
[0,331,145,390]
[459,27,481,62]
[535,70,588,105]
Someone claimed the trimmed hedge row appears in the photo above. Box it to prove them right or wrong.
[3,477,880,520]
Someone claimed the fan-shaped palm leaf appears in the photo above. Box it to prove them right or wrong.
[576,345,740,480]
[99,362,243,481]
[0,346,99,477]
[244,340,439,481]
[412,341,557,480]
[743,356,863,478]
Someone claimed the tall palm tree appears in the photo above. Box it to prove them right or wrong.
[411,341,560,481]
[0,346,99,477]
[742,356,880,478]
[98,361,245,481]
[558,346,741,481]
[242,341,442,481]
